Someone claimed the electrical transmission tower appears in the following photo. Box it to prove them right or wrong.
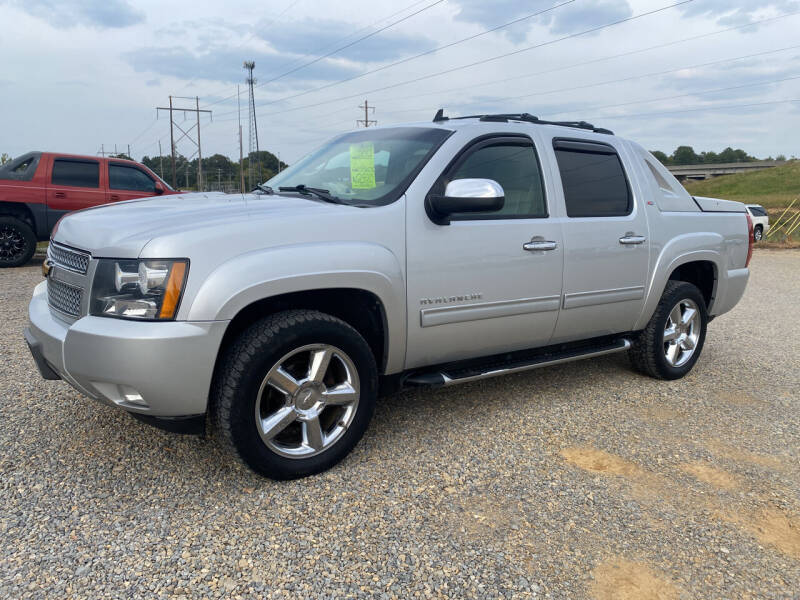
[156,96,212,190]
[243,61,260,190]
[357,99,377,128]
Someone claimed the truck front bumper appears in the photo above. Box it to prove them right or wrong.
[26,281,229,418]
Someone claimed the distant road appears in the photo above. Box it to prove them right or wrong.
[667,160,785,181]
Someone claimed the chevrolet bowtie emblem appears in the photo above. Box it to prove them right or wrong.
[42,258,53,278]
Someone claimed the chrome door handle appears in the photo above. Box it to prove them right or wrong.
[523,240,558,251]
[619,235,646,245]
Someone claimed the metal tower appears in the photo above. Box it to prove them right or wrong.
[243,61,260,189]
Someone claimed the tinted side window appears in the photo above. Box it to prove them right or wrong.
[109,164,156,193]
[554,143,631,217]
[52,159,99,188]
[450,142,546,218]
[749,206,766,217]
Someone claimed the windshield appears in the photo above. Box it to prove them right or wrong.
[265,127,452,206]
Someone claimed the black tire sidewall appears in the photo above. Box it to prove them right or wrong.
[225,314,377,479]
[651,283,708,379]
[0,217,37,268]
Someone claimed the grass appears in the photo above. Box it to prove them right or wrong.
[682,160,800,248]
[682,160,800,209]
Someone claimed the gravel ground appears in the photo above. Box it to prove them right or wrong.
[1,250,799,600]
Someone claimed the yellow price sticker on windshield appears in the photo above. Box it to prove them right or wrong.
[350,142,376,189]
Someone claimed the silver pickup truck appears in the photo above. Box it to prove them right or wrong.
[25,112,753,479]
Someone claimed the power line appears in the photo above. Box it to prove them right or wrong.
[204,0,446,110]
[443,43,800,113]
[351,9,800,117]
[176,0,304,100]
[214,0,577,116]
[538,74,800,118]
[216,0,694,122]
[591,98,800,120]
[209,0,437,106]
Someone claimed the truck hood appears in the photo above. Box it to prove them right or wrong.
[53,192,355,257]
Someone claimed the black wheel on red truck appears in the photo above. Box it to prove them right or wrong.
[0,216,37,268]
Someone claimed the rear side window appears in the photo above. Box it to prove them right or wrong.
[0,152,42,182]
[748,206,766,217]
[554,139,631,217]
[109,164,156,193]
[446,139,547,219]
[52,159,99,188]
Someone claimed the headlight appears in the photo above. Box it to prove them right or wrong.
[91,259,189,320]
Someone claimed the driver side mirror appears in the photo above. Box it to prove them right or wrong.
[427,178,505,225]
[154,182,165,195]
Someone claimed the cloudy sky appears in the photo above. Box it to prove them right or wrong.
[1,0,799,167]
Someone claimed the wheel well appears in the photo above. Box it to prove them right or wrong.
[217,288,388,373]
[668,260,716,310]
[0,202,35,230]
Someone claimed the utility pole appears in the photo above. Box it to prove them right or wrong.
[158,140,164,179]
[156,95,211,190]
[244,61,260,189]
[357,99,377,128]
[238,84,245,193]
[195,96,203,191]
[127,144,131,160]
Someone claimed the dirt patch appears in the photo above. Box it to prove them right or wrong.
[590,558,680,600]
[635,405,686,423]
[680,462,738,491]
[561,447,642,477]
[740,508,800,559]
[706,440,785,471]
[715,390,765,407]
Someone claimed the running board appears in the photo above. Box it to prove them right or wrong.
[405,338,631,387]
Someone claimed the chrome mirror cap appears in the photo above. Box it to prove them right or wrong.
[444,178,504,200]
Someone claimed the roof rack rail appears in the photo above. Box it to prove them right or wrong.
[431,109,614,135]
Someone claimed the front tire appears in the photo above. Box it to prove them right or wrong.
[629,281,707,380]
[211,310,377,479]
[0,216,36,268]
[753,225,763,242]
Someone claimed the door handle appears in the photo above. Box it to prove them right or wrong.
[523,240,558,252]
[110,194,121,201]
[54,192,66,199]
[619,235,646,245]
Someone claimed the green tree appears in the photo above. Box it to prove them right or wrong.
[110,153,133,161]
[650,150,670,165]
[0,153,10,165]
[671,146,699,165]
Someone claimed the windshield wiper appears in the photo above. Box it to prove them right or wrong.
[278,184,346,204]
[254,184,274,194]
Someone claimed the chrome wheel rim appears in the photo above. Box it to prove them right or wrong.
[0,224,26,263]
[754,228,762,241]
[255,344,360,459]
[663,298,700,367]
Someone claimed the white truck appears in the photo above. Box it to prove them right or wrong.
[25,112,753,479]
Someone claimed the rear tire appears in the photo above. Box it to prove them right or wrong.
[753,225,763,242]
[211,309,377,479]
[0,216,36,268]
[629,281,707,380]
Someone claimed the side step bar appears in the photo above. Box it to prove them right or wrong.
[405,338,631,387]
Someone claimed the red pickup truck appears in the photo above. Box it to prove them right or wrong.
[0,151,177,267]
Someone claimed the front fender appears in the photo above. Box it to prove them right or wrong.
[185,242,407,373]
[634,233,724,331]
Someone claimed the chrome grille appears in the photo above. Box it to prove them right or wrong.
[47,279,83,317]
[48,242,90,274]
